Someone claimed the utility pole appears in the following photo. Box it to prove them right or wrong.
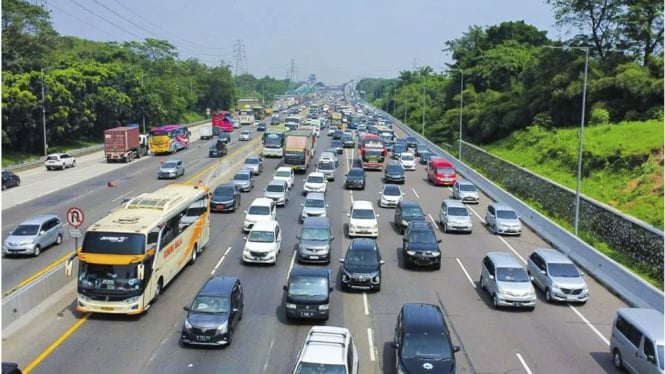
[233,40,246,76]
[289,58,296,84]
[421,87,426,135]
[141,74,146,134]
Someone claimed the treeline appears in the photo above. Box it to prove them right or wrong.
[1,0,292,155]
[359,1,663,146]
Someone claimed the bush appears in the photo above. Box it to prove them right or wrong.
[589,107,610,125]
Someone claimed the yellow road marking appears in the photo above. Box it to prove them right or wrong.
[22,313,91,374]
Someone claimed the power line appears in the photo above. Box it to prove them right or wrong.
[67,0,145,40]
[48,2,119,39]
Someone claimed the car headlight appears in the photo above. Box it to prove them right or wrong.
[318,304,329,310]
[431,252,441,257]
[184,319,192,329]
[372,274,381,283]
[285,303,296,309]
[216,322,228,333]
[406,250,416,256]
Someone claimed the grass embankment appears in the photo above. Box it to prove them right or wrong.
[481,121,663,288]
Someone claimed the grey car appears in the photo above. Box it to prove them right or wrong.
[485,203,522,236]
[480,251,536,310]
[439,199,473,233]
[158,159,185,179]
[263,179,290,207]
[316,160,336,181]
[3,214,65,257]
[232,169,255,192]
[299,192,328,223]
[296,216,334,264]
[527,248,589,303]
[243,156,263,175]
[452,181,480,204]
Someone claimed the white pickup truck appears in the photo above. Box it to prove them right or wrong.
[200,125,213,140]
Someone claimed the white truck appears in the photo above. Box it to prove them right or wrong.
[199,125,213,140]
[239,109,255,126]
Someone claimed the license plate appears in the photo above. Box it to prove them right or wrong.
[101,306,114,311]
[196,335,211,342]
[309,255,319,260]
[217,205,224,209]
[302,312,312,317]
[567,296,578,300]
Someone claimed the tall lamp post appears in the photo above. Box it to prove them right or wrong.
[545,45,589,237]
[421,87,425,135]
[41,65,64,158]
[445,69,464,160]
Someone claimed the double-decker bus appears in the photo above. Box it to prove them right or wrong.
[262,127,287,158]
[211,111,234,134]
[66,184,210,314]
[148,124,190,154]
[359,133,387,170]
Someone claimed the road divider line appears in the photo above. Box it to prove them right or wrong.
[411,187,419,199]
[455,258,476,289]
[367,328,376,362]
[211,246,232,275]
[428,213,437,226]
[568,304,611,346]
[497,236,527,264]
[515,353,533,374]
[22,313,91,374]
[262,337,276,373]
[363,292,369,316]
[467,205,485,222]
[287,250,297,281]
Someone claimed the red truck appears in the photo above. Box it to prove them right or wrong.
[104,126,148,163]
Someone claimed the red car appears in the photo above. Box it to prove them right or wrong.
[427,158,456,186]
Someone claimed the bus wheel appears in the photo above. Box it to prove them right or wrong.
[153,279,163,303]
[189,244,198,265]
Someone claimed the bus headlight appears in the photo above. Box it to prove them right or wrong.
[124,296,139,304]
[318,304,329,311]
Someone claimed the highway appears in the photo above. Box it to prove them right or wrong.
[1,118,627,373]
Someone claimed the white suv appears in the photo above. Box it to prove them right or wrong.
[273,166,295,189]
[45,153,76,170]
[243,198,277,232]
[242,220,282,264]
[347,200,379,238]
[302,172,327,195]
[292,326,358,374]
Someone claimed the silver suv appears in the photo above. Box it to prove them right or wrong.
[299,192,328,223]
[439,199,472,233]
[292,326,358,374]
[485,203,522,236]
[232,169,255,192]
[527,248,589,303]
[263,179,290,207]
[3,214,65,256]
[480,251,536,310]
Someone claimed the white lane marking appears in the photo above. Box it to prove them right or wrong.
[568,304,611,346]
[287,250,297,280]
[455,258,476,289]
[515,353,533,374]
[210,246,232,275]
[411,187,419,199]
[363,292,369,316]
[112,190,134,202]
[428,213,437,226]
[467,205,485,222]
[349,190,354,204]
[262,338,276,373]
[497,235,527,264]
[367,328,376,362]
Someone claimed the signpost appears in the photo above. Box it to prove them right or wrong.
[66,207,85,254]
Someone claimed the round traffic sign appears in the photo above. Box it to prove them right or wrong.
[66,207,85,228]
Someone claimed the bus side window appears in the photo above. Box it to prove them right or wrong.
[147,229,159,250]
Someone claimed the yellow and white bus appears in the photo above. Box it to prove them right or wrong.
[67,183,210,315]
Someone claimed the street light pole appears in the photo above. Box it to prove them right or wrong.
[457,70,464,160]
[421,87,425,135]
[41,68,47,158]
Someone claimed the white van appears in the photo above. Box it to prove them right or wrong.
[610,308,664,374]
[347,200,379,238]
[242,220,282,264]
[243,198,277,232]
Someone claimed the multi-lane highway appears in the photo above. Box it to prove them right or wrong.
[2,119,627,373]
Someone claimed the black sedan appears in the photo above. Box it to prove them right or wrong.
[418,151,434,165]
[331,140,344,154]
[210,183,241,212]
[256,122,267,131]
[384,162,406,184]
[2,170,21,190]
[342,135,355,148]
[405,136,418,148]
[345,167,366,190]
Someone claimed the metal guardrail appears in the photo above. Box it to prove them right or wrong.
[4,119,210,173]
[355,96,664,312]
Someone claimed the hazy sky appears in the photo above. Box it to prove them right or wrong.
[47,0,564,84]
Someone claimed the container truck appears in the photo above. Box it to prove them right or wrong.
[283,129,315,172]
[104,126,148,163]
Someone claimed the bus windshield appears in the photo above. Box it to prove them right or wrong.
[78,263,141,291]
[82,232,146,255]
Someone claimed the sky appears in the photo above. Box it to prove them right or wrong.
[46,0,567,85]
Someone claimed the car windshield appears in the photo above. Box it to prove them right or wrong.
[163,162,178,168]
[401,154,415,161]
[460,184,477,192]
[275,171,291,178]
[12,224,40,236]
[348,169,364,177]
[387,164,403,172]
[234,173,249,181]
[409,230,437,244]
[241,131,250,135]
[295,363,346,374]
[307,176,325,184]
[496,267,530,282]
[248,206,270,215]
[394,145,407,152]
[301,228,330,241]
[46,155,60,161]
[383,186,401,196]
[436,167,454,174]
[213,188,234,199]
[401,332,453,360]
[266,184,285,192]
[352,209,375,219]
[548,263,580,277]
[331,141,342,147]
[305,199,325,208]
[346,250,379,266]
[497,210,518,219]
[190,296,230,313]
[245,158,259,165]
[288,277,328,296]
[318,162,334,170]
[403,207,424,217]
[248,230,275,243]
[448,207,469,216]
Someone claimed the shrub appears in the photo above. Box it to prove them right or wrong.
[589,107,610,125]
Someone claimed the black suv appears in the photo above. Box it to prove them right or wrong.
[392,143,408,160]
[218,132,231,144]
[331,140,344,154]
[210,183,241,212]
[405,136,418,148]
[384,162,406,184]
[393,303,460,373]
[394,201,426,234]
[209,139,228,157]
[339,239,384,292]
[283,267,333,321]
[2,170,20,191]
[180,276,244,347]
[402,221,442,270]
[345,167,366,190]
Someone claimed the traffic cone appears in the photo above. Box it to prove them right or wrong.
[160,159,164,164]
[198,179,203,184]
[108,181,115,187]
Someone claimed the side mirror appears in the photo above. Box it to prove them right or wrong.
[329,286,334,292]
[488,274,495,280]
[283,285,288,291]
[262,188,266,191]
[376,214,380,218]
[183,305,190,311]
[232,308,239,313]
[580,272,585,276]
[540,270,546,275]
[392,342,400,349]
[402,238,407,243]
[346,213,350,217]
[453,346,461,353]
[244,210,248,214]
[437,239,442,243]
[326,204,329,207]
[243,236,247,240]
[339,259,345,263]
[529,275,535,281]
[380,260,385,265]
[301,203,304,207]
[137,263,145,280]
[39,230,45,236]
[296,234,301,239]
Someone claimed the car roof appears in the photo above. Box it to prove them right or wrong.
[349,238,377,251]
[486,251,524,268]
[250,220,279,231]
[457,180,475,186]
[213,183,236,192]
[276,166,292,173]
[348,167,364,174]
[267,179,287,187]
[245,156,260,161]
[408,221,435,231]
[443,199,466,208]
[383,184,401,192]
[302,216,331,228]
[249,197,274,207]
[352,200,374,210]
[307,172,326,178]
[399,200,422,208]
[615,308,664,342]
[299,326,350,366]
[401,152,414,157]
[305,192,326,200]
[428,157,453,166]
[290,266,330,278]
[533,248,573,264]
[235,169,252,176]
[18,214,59,225]
[490,202,515,211]
[198,276,239,296]
[401,303,447,333]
